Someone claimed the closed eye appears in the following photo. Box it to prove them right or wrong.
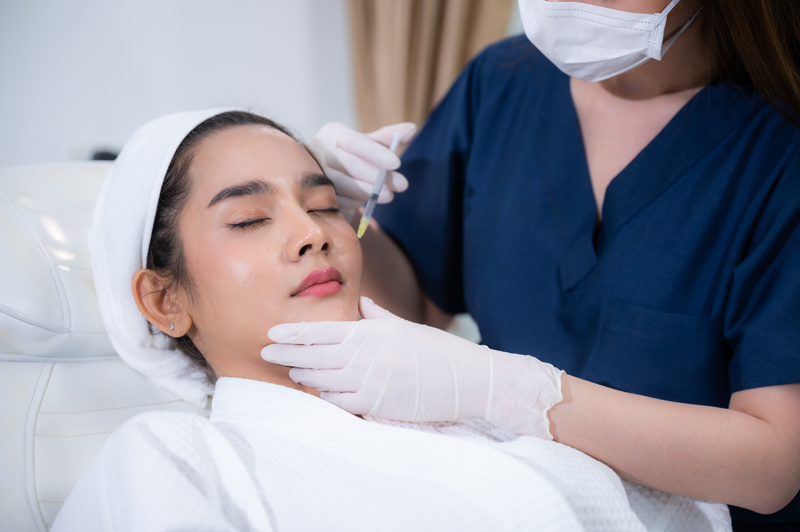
[228,207,339,230]
[309,207,341,215]
[228,218,270,231]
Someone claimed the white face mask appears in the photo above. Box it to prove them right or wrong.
[519,0,699,82]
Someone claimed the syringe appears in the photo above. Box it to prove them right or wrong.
[356,131,403,239]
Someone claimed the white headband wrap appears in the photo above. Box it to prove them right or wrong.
[90,108,240,407]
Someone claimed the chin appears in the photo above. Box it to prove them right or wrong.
[288,294,360,323]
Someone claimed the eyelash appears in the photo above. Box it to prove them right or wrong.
[227,207,341,231]
[229,218,270,231]
[311,207,341,215]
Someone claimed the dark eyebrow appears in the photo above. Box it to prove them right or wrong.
[207,180,273,208]
[207,173,335,208]
[300,172,336,191]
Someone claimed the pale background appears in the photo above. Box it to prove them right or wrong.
[0,0,524,342]
[0,0,522,169]
[0,0,358,168]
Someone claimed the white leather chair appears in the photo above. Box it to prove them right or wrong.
[0,162,208,531]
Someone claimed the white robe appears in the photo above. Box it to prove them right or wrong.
[52,377,731,532]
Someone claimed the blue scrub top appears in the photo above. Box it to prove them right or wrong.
[378,36,800,528]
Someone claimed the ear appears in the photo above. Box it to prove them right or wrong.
[131,269,193,337]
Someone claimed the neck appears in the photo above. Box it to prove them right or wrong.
[209,346,321,398]
[597,5,711,100]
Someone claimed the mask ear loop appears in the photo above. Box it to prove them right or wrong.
[648,2,702,60]
[647,0,681,57]
[655,0,681,22]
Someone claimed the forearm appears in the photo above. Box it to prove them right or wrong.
[549,375,800,513]
[358,220,425,322]
[358,219,455,329]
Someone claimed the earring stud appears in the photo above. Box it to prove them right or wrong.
[169,324,174,331]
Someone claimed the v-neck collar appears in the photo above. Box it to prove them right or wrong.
[539,73,760,292]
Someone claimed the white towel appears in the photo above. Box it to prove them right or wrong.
[90,108,239,407]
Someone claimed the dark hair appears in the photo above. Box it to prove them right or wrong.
[700,0,800,126]
[146,110,318,383]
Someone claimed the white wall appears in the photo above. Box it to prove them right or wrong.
[0,0,357,168]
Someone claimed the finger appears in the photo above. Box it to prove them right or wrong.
[329,154,408,194]
[334,148,400,193]
[261,343,345,368]
[320,391,372,416]
[268,321,356,345]
[365,123,417,147]
[327,167,394,203]
[335,157,409,194]
[359,296,401,320]
[306,123,344,163]
[328,168,370,201]
[387,170,409,193]
[289,368,363,393]
[336,127,402,170]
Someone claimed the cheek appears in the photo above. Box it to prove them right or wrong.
[184,229,284,326]
[192,236,259,285]
[222,253,259,285]
[203,242,282,300]
[335,226,364,287]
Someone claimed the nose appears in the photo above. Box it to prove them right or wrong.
[286,208,332,262]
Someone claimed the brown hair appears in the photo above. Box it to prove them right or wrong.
[700,0,800,126]
[146,110,319,383]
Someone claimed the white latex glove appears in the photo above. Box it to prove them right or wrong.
[261,297,565,439]
[307,122,417,211]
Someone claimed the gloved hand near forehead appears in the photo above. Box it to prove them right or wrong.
[262,297,565,440]
[308,122,417,211]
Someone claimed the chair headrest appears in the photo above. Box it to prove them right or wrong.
[0,162,115,359]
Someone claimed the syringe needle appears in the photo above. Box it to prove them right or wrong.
[356,131,403,239]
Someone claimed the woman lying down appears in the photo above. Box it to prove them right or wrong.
[53,109,731,532]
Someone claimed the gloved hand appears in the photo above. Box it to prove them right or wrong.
[307,122,417,212]
[261,297,565,439]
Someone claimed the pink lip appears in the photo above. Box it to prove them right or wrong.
[292,266,344,298]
